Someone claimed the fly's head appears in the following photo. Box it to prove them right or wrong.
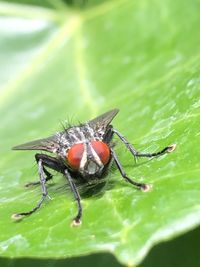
[63,109,120,178]
[66,140,111,177]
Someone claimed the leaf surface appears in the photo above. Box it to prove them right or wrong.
[0,0,200,265]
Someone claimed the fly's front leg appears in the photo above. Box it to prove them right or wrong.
[12,159,48,220]
[64,169,82,227]
[25,167,53,187]
[25,155,54,187]
[12,154,65,221]
[113,128,176,160]
[111,149,150,192]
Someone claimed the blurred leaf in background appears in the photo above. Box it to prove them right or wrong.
[0,0,200,266]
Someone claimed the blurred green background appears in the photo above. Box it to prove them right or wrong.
[0,0,200,266]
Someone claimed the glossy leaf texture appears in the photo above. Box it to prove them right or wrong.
[0,0,199,265]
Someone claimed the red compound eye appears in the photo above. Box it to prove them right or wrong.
[67,143,84,169]
[91,141,110,165]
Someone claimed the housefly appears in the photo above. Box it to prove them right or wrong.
[12,109,176,226]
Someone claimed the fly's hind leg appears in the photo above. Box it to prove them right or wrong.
[12,154,65,221]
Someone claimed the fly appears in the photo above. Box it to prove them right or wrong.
[12,109,176,226]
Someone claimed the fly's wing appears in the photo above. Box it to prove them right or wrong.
[12,135,60,153]
[88,109,119,132]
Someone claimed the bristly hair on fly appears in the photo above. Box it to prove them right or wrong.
[11,108,176,226]
[59,114,77,133]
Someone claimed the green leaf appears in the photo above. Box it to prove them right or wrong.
[0,0,199,265]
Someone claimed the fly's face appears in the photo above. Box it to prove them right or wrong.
[66,140,111,177]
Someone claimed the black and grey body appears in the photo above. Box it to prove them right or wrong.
[13,109,117,181]
[12,109,176,225]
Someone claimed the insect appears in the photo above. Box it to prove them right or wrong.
[12,109,176,226]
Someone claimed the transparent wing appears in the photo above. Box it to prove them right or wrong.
[88,109,119,131]
[12,109,119,152]
[12,135,60,153]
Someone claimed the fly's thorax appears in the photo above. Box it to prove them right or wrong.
[65,140,111,176]
[58,124,104,147]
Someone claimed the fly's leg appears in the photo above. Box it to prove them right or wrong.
[25,166,53,187]
[113,128,176,160]
[111,149,150,192]
[25,154,57,187]
[64,169,82,226]
[12,154,65,221]
[134,144,176,158]
[12,159,48,220]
